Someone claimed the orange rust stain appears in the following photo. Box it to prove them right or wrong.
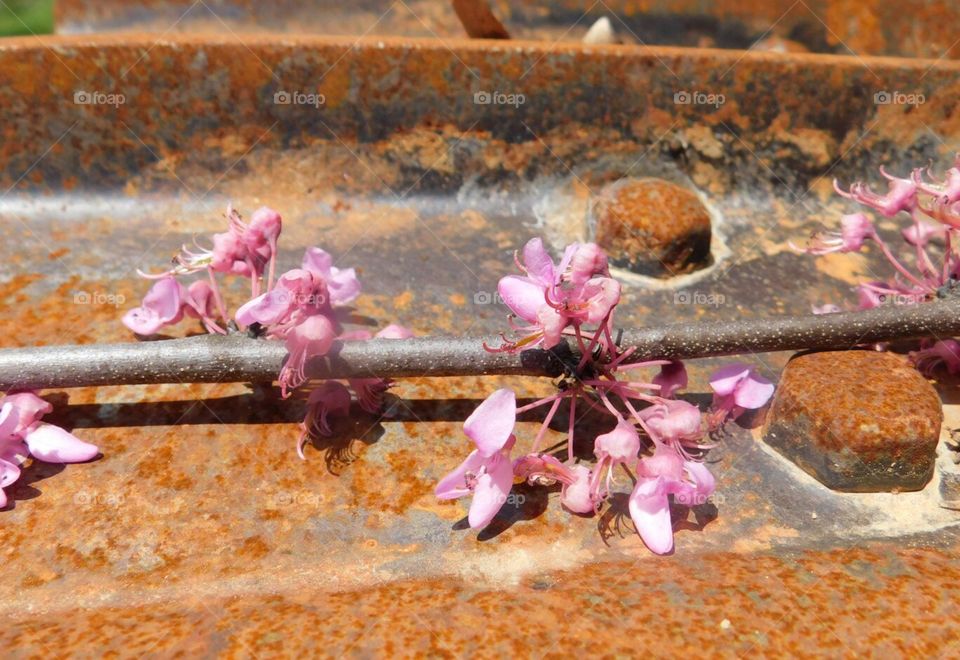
[394,290,414,310]
[239,535,271,560]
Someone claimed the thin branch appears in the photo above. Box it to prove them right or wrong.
[0,297,958,390]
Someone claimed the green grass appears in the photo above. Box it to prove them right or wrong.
[0,0,54,36]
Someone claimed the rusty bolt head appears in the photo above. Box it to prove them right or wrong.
[591,177,712,278]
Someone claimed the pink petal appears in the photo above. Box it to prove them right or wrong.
[0,457,20,488]
[521,238,555,286]
[537,306,566,350]
[684,460,716,499]
[375,324,413,339]
[23,424,99,463]
[435,450,485,500]
[708,363,751,397]
[560,464,595,514]
[467,455,513,529]
[327,267,361,306]
[301,247,334,277]
[733,372,775,409]
[122,307,164,335]
[142,276,184,321]
[497,276,546,324]
[463,389,516,457]
[4,392,52,426]
[555,243,579,280]
[581,276,621,325]
[248,206,282,244]
[236,285,297,326]
[652,361,687,398]
[629,477,674,554]
[184,280,216,319]
[0,402,20,439]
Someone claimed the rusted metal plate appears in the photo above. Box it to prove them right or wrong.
[55,0,960,59]
[1,34,959,653]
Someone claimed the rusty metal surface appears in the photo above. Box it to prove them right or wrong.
[54,0,960,60]
[1,34,960,653]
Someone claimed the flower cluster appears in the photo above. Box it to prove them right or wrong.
[125,205,410,456]
[436,238,774,554]
[795,155,960,374]
[1,392,98,508]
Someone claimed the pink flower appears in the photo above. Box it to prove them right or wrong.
[594,418,640,464]
[652,361,687,398]
[640,399,704,447]
[902,221,946,247]
[494,239,620,351]
[183,281,224,334]
[235,269,319,329]
[497,238,569,349]
[3,392,52,434]
[209,228,253,277]
[629,445,715,554]
[122,277,185,335]
[792,213,875,255]
[589,418,641,502]
[296,382,352,459]
[219,205,282,283]
[349,324,414,413]
[910,339,960,377]
[561,276,622,326]
[301,247,360,307]
[708,363,775,427]
[435,389,517,529]
[0,393,98,509]
[235,248,358,332]
[566,242,609,288]
[245,207,282,258]
[912,159,960,203]
[279,315,336,397]
[834,170,917,217]
[560,464,596,514]
[922,195,960,230]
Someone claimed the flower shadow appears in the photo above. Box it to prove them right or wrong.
[299,412,386,475]
[596,491,719,549]
[453,481,554,541]
[2,461,66,510]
